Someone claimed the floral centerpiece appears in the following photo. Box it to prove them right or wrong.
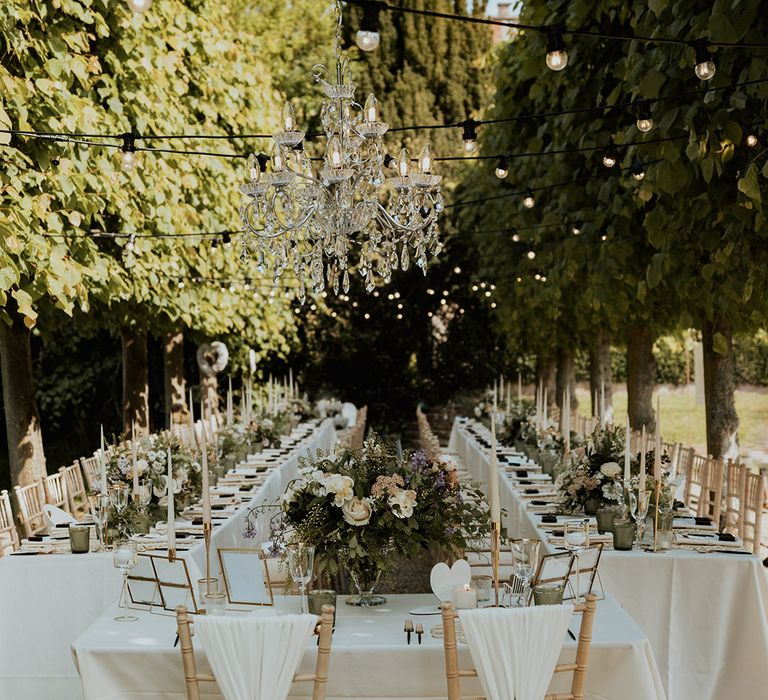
[473,389,495,421]
[246,435,490,605]
[105,432,203,533]
[217,421,280,466]
[499,399,536,446]
[555,425,632,514]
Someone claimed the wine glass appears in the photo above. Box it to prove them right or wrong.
[510,539,540,607]
[629,489,650,549]
[112,539,139,621]
[110,484,131,537]
[88,493,111,552]
[286,543,315,614]
[564,519,590,603]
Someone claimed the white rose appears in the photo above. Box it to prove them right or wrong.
[136,458,149,475]
[388,489,417,519]
[323,473,354,506]
[341,497,372,526]
[600,462,621,478]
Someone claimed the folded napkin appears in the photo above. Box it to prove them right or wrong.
[673,517,717,531]
[674,532,743,548]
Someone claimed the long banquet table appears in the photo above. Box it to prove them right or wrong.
[71,592,665,700]
[449,418,768,700]
[0,419,336,700]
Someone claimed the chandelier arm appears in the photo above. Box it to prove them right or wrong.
[373,200,438,234]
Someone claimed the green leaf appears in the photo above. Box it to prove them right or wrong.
[713,332,729,356]
[738,163,762,211]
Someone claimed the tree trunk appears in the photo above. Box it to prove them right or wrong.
[626,324,656,432]
[163,331,187,428]
[199,370,219,420]
[0,318,46,486]
[122,328,149,435]
[555,347,578,411]
[535,354,557,406]
[702,319,739,460]
[589,328,613,420]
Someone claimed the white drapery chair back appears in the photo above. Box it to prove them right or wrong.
[459,604,574,700]
[341,402,357,428]
[195,613,317,700]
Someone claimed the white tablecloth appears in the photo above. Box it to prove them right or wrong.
[71,593,664,700]
[0,419,336,700]
[449,418,768,700]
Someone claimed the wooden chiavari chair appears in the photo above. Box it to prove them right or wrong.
[61,462,90,516]
[739,471,766,555]
[14,481,47,538]
[696,457,724,525]
[0,489,20,556]
[42,470,70,514]
[684,453,708,512]
[175,604,335,700]
[441,595,597,700]
[723,460,746,535]
[79,454,103,492]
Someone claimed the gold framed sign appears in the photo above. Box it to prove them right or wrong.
[218,547,274,606]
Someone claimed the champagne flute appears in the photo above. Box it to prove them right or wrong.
[510,539,540,607]
[110,484,131,537]
[88,493,111,552]
[286,543,315,614]
[564,519,590,603]
[112,539,138,621]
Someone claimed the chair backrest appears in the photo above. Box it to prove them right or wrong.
[80,454,103,492]
[43,470,70,513]
[739,471,766,555]
[61,462,90,515]
[696,457,724,524]
[723,460,746,535]
[14,481,47,538]
[175,604,334,700]
[0,489,20,556]
[441,595,597,700]
[685,453,709,509]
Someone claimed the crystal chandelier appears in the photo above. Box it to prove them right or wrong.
[239,1,443,303]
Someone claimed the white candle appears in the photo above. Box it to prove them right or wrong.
[499,374,504,405]
[600,380,606,427]
[506,383,511,414]
[624,415,631,486]
[492,380,497,415]
[289,367,294,397]
[564,387,570,455]
[640,425,647,488]
[452,583,478,610]
[188,389,194,430]
[99,424,107,494]
[131,422,139,497]
[517,372,522,401]
[226,377,233,425]
[268,376,273,414]
[489,419,500,524]
[249,348,256,375]
[543,388,548,426]
[166,448,176,553]
[200,423,211,526]
[654,398,662,481]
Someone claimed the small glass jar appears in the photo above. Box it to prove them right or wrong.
[653,511,675,551]
[532,583,564,606]
[198,578,219,609]
[204,592,227,616]
[69,524,91,553]
[471,575,493,603]
[612,518,636,551]
[596,507,617,535]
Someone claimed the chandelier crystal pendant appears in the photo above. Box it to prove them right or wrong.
[239,1,443,303]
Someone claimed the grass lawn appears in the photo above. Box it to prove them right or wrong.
[573,384,768,467]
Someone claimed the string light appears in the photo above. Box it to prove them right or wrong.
[461,120,479,154]
[544,26,568,71]
[632,163,646,180]
[746,133,759,147]
[495,155,509,179]
[571,221,582,235]
[522,188,535,209]
[692,40,716,81]
[602,142,617,168]
[120,133,137,171]
[526,250,536,260]
[126,0,152,12]
[355,1,382,52]
[635,100,654,132]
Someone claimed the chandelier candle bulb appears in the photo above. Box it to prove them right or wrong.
[281,102,296,131]
[364,94,379,123]
[419,144,434,174]
[397,148,410,178]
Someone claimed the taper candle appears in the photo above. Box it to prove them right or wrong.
[200,423,211,526]
[489,418,500,524]
[99,424,107,494]
[654,398,662,481]
[166,447,176,553]
[624,415,631,486]
[640,425,647,486]
[131,422,139,497]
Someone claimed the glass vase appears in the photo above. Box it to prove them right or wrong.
[584,496,602,516]
[346,566,386,607]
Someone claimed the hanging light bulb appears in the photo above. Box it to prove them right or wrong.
[461,120,478,154]
[635,100,654,132]
[495,155,509,179]
[511,232,520,242]
[397,148,410,178]
[126,0,152,12]
[632,163,646,181]
[120,133,137,171]
[544,26,568,71]
[281,102,296,131]
[692,40,716,81]
[355,2,381,52]
[527,250,536,260]
[746,133,759,147]
[522,188,535,209]
[571,220,582,235]
[419,144,433,174]
[602,142,617,168]
[364,94,379,123]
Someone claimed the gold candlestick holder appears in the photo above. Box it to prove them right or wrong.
[203,521,213,594]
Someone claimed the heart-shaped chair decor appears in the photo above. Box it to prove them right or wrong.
[430,559,472,602]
